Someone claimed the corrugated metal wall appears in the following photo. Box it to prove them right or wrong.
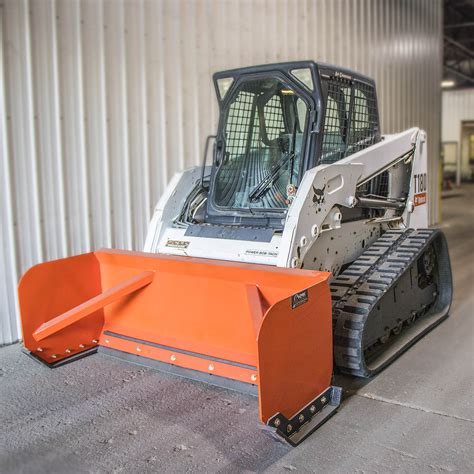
[0,0,443,345]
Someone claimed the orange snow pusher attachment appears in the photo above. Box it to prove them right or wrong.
[19,249,341,445]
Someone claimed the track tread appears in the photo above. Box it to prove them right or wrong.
[331,229,448,378]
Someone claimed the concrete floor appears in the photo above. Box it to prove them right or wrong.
[1,186,473,474]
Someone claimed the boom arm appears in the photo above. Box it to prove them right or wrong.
[277,127,428,268]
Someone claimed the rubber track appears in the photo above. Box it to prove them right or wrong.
[330,228,438,377]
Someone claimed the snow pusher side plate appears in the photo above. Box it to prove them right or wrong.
[19,249,337,441]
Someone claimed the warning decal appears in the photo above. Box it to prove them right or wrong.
[165,239,190,249]
[413,173,427,207]
[291,289,308,309]
[414,192,427,207]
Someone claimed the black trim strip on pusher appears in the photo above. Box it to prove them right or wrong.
[100,346,259,396]
[265,386,342,446]
[23,346,98,368]
[103,330,257,371]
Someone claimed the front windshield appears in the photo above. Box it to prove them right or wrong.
[213,77,308,211]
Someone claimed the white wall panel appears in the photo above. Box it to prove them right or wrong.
[442,88,474,142]
[1,0,443,345]
[442,88,474,181]
[82,0,112,249]
[30,0,68,259]
[57,0,92,255]
[0,3,19,345]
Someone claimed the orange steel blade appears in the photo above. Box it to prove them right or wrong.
[19,249,334,427]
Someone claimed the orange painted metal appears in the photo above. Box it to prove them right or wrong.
[19,249,333,424]
[101,332,256,385]
[20,253,104,362]
[33,271,154,341]
[257,282,333,422]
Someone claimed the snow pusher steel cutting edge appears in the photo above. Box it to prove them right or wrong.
[19,249,341,445]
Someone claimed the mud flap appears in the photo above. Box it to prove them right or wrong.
[19,249,338,444]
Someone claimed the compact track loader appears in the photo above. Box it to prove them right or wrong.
[19,61,452,446]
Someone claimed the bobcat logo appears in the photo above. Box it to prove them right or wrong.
[312,185,326,205]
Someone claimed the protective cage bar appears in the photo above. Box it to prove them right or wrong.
[320,74,380,165]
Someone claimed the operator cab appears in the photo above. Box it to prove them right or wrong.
[181,61,381,229]
[206,63,318,228]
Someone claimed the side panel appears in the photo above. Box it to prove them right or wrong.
[144,166,203,252]
[404,130,429,228]
[277,129,419,268]
[277,162,363,268]
[302,220,382,275]
[18,252,103,362]
[155,226,282,266]
[258,280,333,422]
